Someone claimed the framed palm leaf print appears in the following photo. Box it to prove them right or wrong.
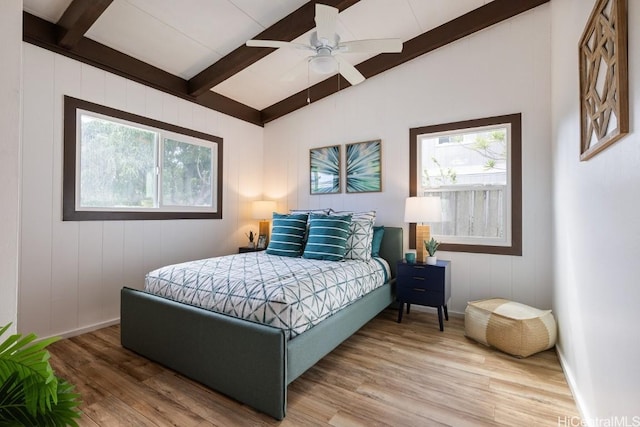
[310,145,341,194]
[346,140,382,193]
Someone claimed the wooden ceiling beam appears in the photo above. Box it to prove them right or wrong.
[23,12,263,126]
[260,0,550,124]
[24,0,549,127]
[56,0,113,49]
[187,0,360,98]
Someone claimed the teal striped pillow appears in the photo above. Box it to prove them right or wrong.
[266,213,308,257]
[303,214,352,261]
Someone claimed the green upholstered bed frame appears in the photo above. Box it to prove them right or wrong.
[120,226,403,420]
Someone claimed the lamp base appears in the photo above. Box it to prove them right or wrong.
[416,225,431,264]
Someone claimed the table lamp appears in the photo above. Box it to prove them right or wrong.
[404,196,442,263]
[252,200,277,246]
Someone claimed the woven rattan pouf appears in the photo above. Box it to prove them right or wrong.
[465,298,557,358]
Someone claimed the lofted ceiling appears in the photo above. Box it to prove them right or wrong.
[23,0,548,126]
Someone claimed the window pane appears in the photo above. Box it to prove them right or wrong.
[419,125,509,244]
[410,114,521,255]
[79,115,157,208]
[65,96,223,220]
[162,138,213,207]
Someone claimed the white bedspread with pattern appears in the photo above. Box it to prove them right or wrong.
[144,252,390,339]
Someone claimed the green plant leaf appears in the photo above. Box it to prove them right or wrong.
[0,372,35,426]
[424,237,440,256]
[0,328,59,417]
[0,324,81,426]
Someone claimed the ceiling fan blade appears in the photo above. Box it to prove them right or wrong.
[246,39,312,50]
[339,38,403,54]
[335,55,365,86]
[315,4,338,42]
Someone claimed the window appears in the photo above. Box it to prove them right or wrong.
[63,96,222,220]
[409,114,521,255]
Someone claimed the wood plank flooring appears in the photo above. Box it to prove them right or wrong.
[47,309,580,426]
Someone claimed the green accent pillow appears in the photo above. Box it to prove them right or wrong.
[266,213,308,257]
[302,214,352,261]
[371,226,385,258]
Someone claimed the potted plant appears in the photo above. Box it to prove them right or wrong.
[245,230,255,248]
[0,323,81,426]
[424,237,440,265]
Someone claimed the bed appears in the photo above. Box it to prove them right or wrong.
[120,226,402,420]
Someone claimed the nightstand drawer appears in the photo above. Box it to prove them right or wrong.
[398,264,445,282]
[396,274,442,292]
[397,287,444,306]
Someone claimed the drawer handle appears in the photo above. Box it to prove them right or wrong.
[412,288,426,292]
[412,277,425,280]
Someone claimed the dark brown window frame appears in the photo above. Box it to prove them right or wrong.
[63,95,223,221]
[409,113,522,256]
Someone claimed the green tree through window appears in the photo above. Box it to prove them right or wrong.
[63,95,222,221]
[80,115,156,208]
[163,139,212,207]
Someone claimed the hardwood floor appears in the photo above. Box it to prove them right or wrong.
[48,309,579,426]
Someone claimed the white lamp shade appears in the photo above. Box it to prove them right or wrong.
[252,200,277,220]
[404,196,442,223]
[309,55,336,75]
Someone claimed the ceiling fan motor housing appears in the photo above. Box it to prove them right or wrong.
[310,31,340,50]
[309,31,339,74]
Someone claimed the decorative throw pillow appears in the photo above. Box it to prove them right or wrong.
[266,213,308,257]
[289,208,331,215]
[302,214,352,261]
[330,211,376,261]
[330,210,376,222]
[371,226,385,258]
[290,208,331,245]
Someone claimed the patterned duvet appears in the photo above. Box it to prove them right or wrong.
[145,252,390,339]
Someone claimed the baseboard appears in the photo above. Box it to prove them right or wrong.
[37,318,120,341]
[556,344,592,425]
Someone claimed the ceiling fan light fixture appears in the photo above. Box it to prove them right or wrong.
[309,54,336,74]
[246,4,402,86]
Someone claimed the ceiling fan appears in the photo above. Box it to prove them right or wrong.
[245,3,403,86]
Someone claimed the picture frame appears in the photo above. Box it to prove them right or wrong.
[257,234,267,249]
[346,139,382,193]
[578,0,628,161]
[310,145,341,194]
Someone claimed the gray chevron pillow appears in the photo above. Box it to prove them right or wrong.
[330,210,376,261]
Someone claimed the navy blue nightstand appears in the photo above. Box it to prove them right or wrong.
[396,260,451,331]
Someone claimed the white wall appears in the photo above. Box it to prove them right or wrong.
[264,6,552,314]
[19,44,264,338]
[551,0,640,421]
[0,0,22,334]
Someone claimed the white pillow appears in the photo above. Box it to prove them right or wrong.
[289,208,331,216]
[330,210,375,261]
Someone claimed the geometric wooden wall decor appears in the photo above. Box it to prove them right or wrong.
[579,0,628,161]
